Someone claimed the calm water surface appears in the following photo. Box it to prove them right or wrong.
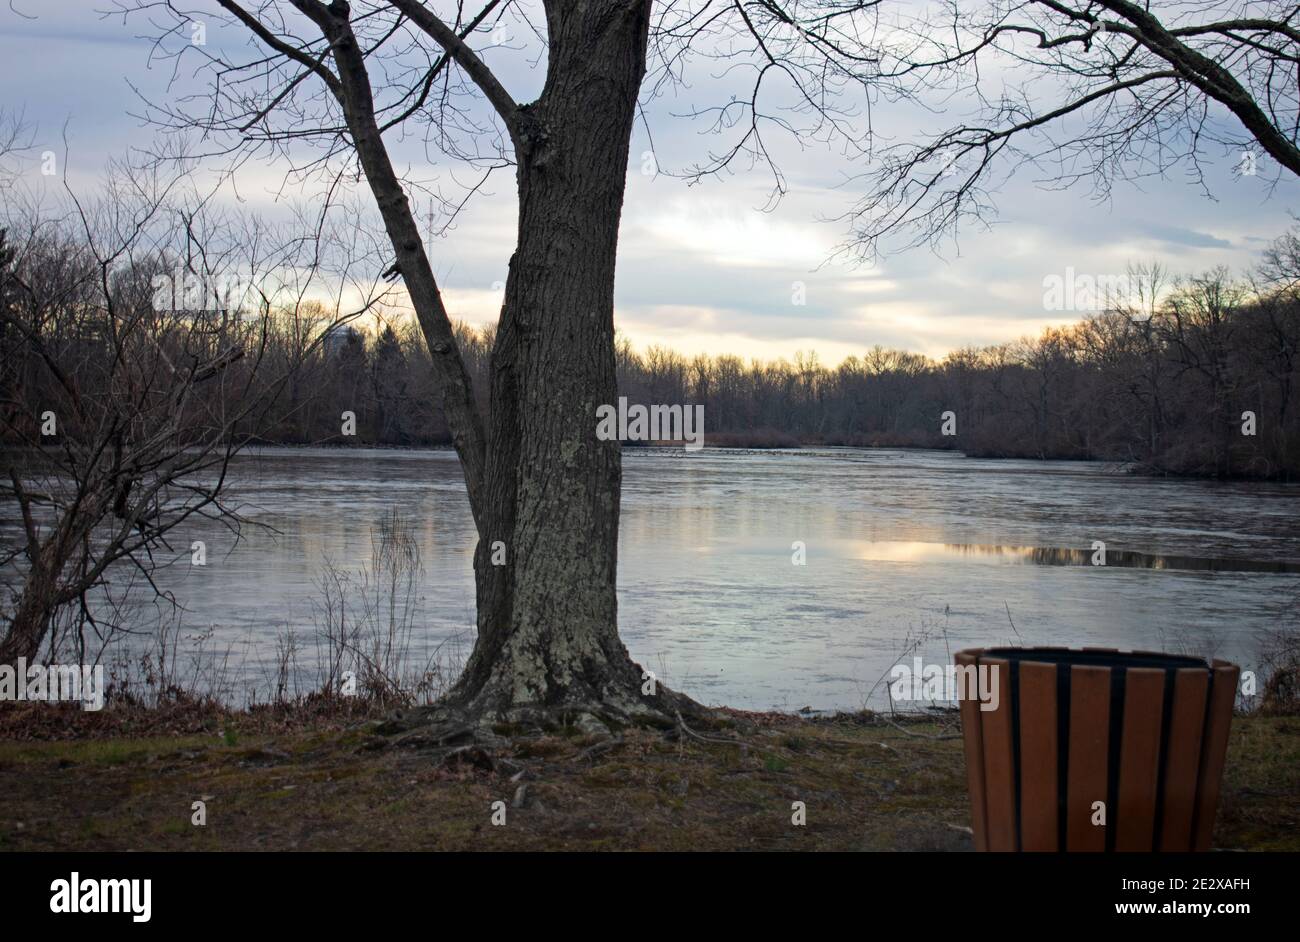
[71,447,1300,710]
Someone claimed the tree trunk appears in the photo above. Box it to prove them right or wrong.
[450,0,686,725]
[0,535,64,664]
[0,585,54,664]
[267,0,697,728]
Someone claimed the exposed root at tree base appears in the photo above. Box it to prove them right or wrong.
[365,684,719,760]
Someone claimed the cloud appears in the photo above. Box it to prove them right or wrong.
[5,6,1300,366]
[1131,223,1233,249]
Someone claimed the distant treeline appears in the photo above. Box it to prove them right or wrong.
[247,262,1300,480]
[6,224,1300,480]
[625,271,1300,480]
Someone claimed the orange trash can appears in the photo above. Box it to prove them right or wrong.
[954,647,1239,851]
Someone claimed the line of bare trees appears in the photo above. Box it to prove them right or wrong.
[93,237,1296,481]
[614,259,1300,479]
[638,253,1300,478]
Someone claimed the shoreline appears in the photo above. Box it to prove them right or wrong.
[8,436,1296,481]
[235,438,1297,482]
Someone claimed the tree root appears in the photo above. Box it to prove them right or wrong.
[361,682,714,760]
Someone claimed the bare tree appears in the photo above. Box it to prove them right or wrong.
[1155,266,1247,475]
[0,161,382,664]
[646,1,1297,254]
[813,0,1300,255]
[118,0,710,728]
[1260,218,1300,293]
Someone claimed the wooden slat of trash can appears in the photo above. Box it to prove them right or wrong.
[1018,660,1058,851]
[1191,661,1240,851]
[955,649,989,851]
[1066,664,1110,851]
[1158,668,1209,851]
[1116,667,1165,851]
[979,656,1016,851]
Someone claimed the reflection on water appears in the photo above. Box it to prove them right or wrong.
[859,542,1300,573]
[5,445,1296,711]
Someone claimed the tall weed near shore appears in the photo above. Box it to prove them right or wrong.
[309,507,457,708]
[1256,588,1300,716]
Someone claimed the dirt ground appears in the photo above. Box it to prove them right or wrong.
[0,707,1296,851]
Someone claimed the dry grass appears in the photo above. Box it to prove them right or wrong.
[0,710,1294,852]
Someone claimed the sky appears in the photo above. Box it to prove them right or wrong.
[2,1,1298,363]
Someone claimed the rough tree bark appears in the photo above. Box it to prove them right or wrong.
[451,1,672,723]
[295,0,696,728]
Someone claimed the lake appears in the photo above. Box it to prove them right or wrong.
[65,446,1300,711]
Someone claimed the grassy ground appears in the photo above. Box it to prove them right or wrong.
[0,708,1295,851]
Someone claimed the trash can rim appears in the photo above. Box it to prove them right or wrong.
[967,645,1210,672]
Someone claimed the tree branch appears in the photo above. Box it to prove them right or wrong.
[1090,0,1300,176]
[216,0,342,97]
[386,0,520,144]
